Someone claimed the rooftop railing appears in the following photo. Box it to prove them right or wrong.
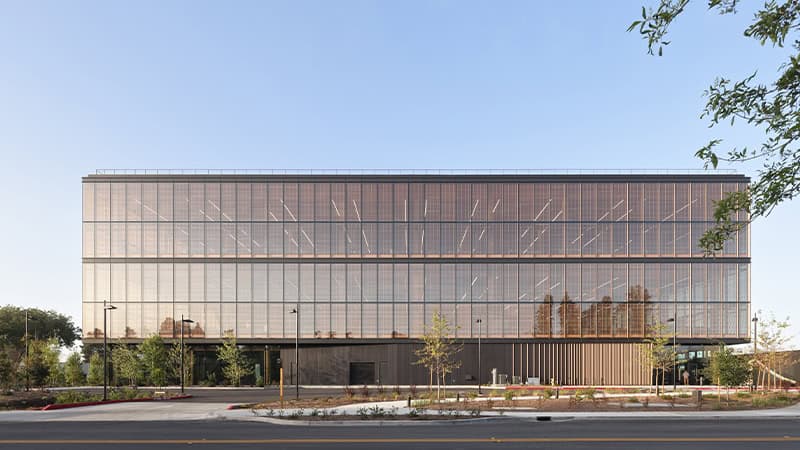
[95,168,739,175]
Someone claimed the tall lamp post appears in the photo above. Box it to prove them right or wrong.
[476,319,482,394]
[667,318,676,391]
[290,307,299,400]
[24,310,34,392]
[180,315,194,394]
[103,302,117,401]
[752,315,759,391]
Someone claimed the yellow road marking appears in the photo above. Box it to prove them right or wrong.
[0,437,797,444]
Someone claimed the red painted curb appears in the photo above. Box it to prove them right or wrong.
[226,403,254,410]
[42,394,192,411]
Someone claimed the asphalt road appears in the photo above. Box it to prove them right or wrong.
[0,418,798,449]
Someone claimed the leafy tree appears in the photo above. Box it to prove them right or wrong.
[139,335,168,386]
[0,306,81,353]
[629,0,800,253]
[705,344,750,401]
[26,340,50,389]
[754,312,795,390]
[167,342,193,386]
[217,333,252,387]
[641,322,675,395]
[414,311,462,402]
[0,348,15,390]
[40,338,64,387]
[64,352,85,387]
[86,352,104,386]
[111,345,141,387]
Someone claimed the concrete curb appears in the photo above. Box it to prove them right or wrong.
[241,415,516,426]
[233,410,800,425]
[41,395,193,411]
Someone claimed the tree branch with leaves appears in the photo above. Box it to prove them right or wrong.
[630,0,800,254]
[414,311,462,402]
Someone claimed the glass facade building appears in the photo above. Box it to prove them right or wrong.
[82,173,750,384]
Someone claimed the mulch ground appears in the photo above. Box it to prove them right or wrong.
[252,392,800,413]
[428,394,800,412]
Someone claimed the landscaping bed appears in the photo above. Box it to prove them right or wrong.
[251,388,800,415]
[1,388,191,411]
[252,405,483,421]
[424,390,800,412]
[0,390,55,410]
[251,386,416,410]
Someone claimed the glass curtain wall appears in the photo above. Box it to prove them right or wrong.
[82,178,750,341]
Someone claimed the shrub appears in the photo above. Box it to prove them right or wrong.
[409,384,417,398]
[368,405,386,417]
[627,397,640,403]
[360,385,370,398]
[678,392,691,399]
[392,385,401,396]
[55,391,98,404]
[503,390,516,401]
[466,391,478,400]
[202,372,217,387]
[541,389,554,400]
[109,388,151,400]
[377,385,386,396]
[343,385,354,398]
[575,388,596,401]
[356,407,369,419]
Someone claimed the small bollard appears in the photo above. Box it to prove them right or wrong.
[407,395,412,408]
[694,390,703,404]
[457,392,460,402]
[555,388,560,399]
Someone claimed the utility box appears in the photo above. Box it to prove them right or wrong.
[694,390,703,403]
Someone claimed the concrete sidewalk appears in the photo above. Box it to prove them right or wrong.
[0,402,230,422]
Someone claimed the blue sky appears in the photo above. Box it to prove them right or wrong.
[0,1,796,346]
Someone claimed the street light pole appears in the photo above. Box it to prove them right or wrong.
[290,307,299,400]
[476,319,482,394]
[180,315,194,394]
[752,315,759,391]
[103,302,117,401]
[669,318,677,391]
[24,310,29,392]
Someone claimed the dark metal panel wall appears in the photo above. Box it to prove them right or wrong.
[278,342,650,385]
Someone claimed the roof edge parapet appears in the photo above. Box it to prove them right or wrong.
[94,168,740,176]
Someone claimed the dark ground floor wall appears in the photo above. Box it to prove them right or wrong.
[190,342,652,386]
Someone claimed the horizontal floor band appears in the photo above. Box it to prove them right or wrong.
[83,257,751,264]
